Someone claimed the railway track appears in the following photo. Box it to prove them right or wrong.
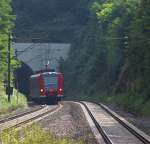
[0,105,44,123]
[79,102,150,144]
[0,104,62,131]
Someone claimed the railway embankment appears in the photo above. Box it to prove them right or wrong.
[0,100,149,143]
[65,94,150,136]
[0,84,27,116]
[80,101,150,144]
[40,101,97,144]
[0,101,97,144]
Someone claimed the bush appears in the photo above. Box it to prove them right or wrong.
[96,92,150,117]
[0,84,27,115]
[141,101,150,117]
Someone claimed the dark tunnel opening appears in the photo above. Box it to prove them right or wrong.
[14,62,33,99]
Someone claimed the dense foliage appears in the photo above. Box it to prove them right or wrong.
[62,0,150,114]
[0,85,27,115]
[0,0,19,84]
[0,0,26,113]
[12,0,91,42]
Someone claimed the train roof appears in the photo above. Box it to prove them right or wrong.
[30,72,62,78]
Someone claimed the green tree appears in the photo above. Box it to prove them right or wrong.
[63,0,150,104]
[0,0,17,83]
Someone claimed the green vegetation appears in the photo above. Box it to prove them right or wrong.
[0,125,84,144]
[12,0,150,116]
[61,0,150,116]
[0,84,27,115]
[0,0,24,114]
[12,0,91,42]
[0,0,19,80]
[99,94,150,116]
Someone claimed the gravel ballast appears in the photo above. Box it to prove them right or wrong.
[39,101,98,144]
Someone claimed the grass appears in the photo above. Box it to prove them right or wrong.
[141,100,150,116]
[0,125,84,144]
[95,93,150,117]
[0,84,27,115]
[65,91,150,117]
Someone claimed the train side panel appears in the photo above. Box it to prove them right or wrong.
[30,77,40,99]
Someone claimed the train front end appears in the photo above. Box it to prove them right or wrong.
[30,72,64,104]
[40,72,64,103]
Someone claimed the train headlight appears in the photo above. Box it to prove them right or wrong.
[40,89,44,92]
[59,88,62,92]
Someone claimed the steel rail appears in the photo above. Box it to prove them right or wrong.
[0,105,44,124]
[80,102,114,144]
[12,104,61,129]
[0,104,61,131]
[97,103,150,144]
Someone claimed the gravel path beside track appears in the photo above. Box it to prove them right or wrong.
[39,101,97,144]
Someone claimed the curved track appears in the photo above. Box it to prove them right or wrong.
[79,102,150,144]
[0,104,62,131]
[0,105,44,123]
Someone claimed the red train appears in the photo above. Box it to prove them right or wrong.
[30,72,64,104]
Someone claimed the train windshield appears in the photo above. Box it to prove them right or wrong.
[43,74,58,90]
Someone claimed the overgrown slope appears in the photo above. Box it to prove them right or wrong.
[0,0,19,84]
[0,0,27,113]
[62,0,150,116]
[12,0,91,42]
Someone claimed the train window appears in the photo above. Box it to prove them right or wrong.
[43,74,58,90]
